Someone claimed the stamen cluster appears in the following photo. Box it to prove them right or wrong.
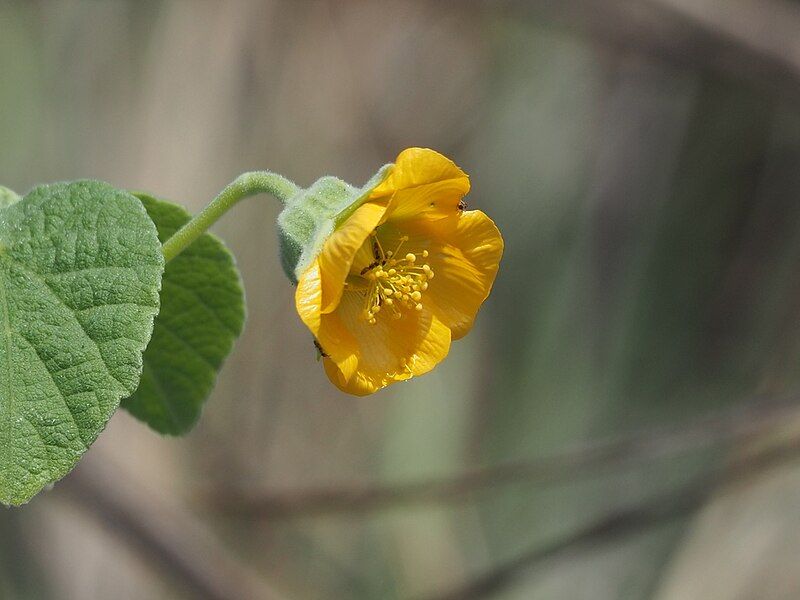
[361,231,434,324]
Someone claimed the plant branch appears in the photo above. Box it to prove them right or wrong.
[205,393,800,519]
[491,0,800,102]
[58,463,287,600]
[415,435,800,600]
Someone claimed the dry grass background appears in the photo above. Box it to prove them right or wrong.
[4,1,800,599]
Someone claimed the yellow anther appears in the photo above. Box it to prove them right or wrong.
[360,231,433,323]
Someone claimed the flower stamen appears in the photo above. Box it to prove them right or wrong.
[360,232,433,324]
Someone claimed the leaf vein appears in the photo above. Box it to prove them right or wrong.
[154,321,218,371]
[141,362,182,430]
[11,261,130,393]
[161,279,239,337]
[13,331,95,447]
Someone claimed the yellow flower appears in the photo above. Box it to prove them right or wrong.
[295,148,503,395]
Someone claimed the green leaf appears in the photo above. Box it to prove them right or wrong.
[0,186,20,209]
[0,181,164,505]
[122,194,245,435]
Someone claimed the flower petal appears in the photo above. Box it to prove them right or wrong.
[295,259,359,380]
[371,148,470,222]
[318,200,388,314]
[323,357,405,396]
[322,291,452,395]
[393,210,503,340]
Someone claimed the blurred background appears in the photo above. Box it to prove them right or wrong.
[4,1,800,599]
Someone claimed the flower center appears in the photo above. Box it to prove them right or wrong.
[359,231,434,325]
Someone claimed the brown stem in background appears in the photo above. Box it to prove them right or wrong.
[415,436,800,600]
[488,0,800,102]
[58,466,287,600]
[206,394,800,519]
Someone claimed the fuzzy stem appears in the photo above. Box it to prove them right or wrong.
[161,171,299,262]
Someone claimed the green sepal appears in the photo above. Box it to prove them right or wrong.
[277,164,392,283]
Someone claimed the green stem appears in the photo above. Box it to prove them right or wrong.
[161,171,299,262]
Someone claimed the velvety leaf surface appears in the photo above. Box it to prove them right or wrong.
[122,194,245,435]
[0,186,19,209]
[0,181,164,505]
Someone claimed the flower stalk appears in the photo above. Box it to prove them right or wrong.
[161,171,299,262]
